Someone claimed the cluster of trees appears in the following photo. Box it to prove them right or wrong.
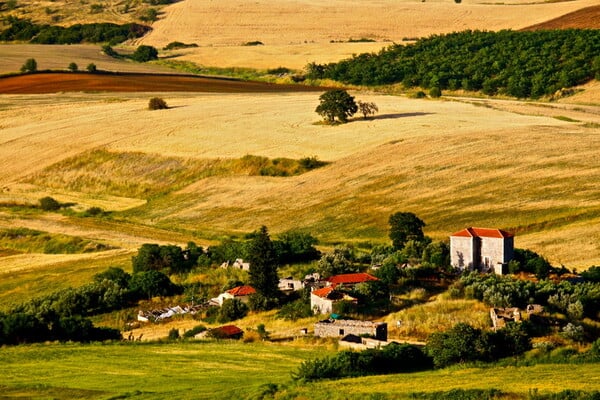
[102,44,159,62]
[0,266,180,345]
[307,29,600,98]
[453,272,600,329]
[293,342,432,381]
[427,322,530,368]
[132,231,320,277]
[315,89,378,123]
[0,17,150,44]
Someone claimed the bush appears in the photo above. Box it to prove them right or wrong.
[68,62,78,72]
[148,97,168,110]
[20,58,37,73]
[217,298,248,323]
[131,45,158,62]
[293,343,432,381]
[39,196,61,211]
[429,87,442,98]
[86,63,97,72]
[183,324,207,338]
[167,328,180,340]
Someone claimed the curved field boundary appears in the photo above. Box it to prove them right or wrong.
[0,72,325,94]
[522,5,600,30]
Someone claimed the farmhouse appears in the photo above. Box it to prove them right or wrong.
[450,227,514,274]
[314,319,388,341]
[310,286,357,315]
[220,258,250,271]
[278,276,304,293]
[211,285,256,306]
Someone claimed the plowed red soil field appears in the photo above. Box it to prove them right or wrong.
[0,72,324,94]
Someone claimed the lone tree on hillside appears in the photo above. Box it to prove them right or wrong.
[315,89,358,123]
[389,212,426,250]
[357,100,378,119]
[247,226,279,309]
[20,58,37,73]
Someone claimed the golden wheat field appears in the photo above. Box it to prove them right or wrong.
[137,0,600,69]
[0,88,599,269]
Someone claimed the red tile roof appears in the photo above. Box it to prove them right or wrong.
[312,287,335,298]
[451,227,514,239]
[214,325,243,336]
[226,285,256,296]
[327,273,379,287]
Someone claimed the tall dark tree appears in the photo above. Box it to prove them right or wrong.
[315,89,358,123]
[388,212,426,250]
[247,226,279,301]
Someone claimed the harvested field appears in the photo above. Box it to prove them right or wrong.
[137,0,600,69]
[0,72,325,94]
[1,89,599,268]
[522,5,600,30]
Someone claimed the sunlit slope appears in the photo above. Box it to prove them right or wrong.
[2,92,598,267]
[138,0,600,69]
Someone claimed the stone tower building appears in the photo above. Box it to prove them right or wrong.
[450,227,514,274]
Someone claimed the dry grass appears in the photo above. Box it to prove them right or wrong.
[136,0,599,69]
[1,91,600,268]
[384,298,491,341]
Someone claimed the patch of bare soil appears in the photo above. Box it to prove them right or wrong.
[522,5,600,30]
[0,72,325,94]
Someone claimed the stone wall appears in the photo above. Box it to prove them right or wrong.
[314,319,387,341]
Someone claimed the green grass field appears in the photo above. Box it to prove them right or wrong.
[0,341,329,400]
[0,341,597,400]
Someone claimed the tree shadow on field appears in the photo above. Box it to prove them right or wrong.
[370,112,434,120]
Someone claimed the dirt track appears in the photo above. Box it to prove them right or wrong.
[0,72,325,94]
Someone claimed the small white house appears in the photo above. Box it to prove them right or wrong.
[211,285,256,306]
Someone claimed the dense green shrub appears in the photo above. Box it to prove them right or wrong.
[183,324,207,338]
[163,41,198,50]
[20,58,37,73]
[293,343,432,381]
[218,298,249,323]
[131,45,159,62]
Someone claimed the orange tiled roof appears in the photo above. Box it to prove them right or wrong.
[226,285,256,296]
[451,227,514,239]
[327,273,379,286]
[312,287,335,298]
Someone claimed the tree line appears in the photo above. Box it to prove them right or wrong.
[307,29,600,98]
[0,16,150,44]
[0,266,181,345]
